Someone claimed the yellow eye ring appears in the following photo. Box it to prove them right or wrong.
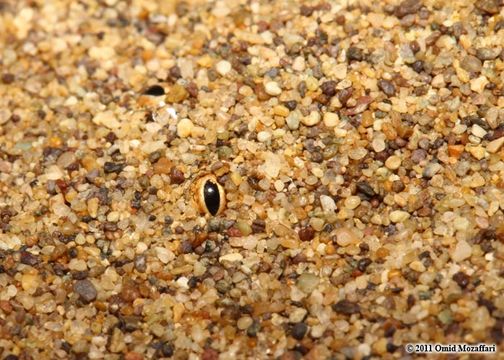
[192,174,226,216]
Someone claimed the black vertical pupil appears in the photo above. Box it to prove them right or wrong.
[203,180,220,216]
[144,85,165,96]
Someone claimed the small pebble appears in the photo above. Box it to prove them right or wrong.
[332,300,360,315]
[389,210,410,223]
[320,195,337,212]
[470,76,489,94]
[169,167,185,184]
[296,273,319,294]
[323,112,339,127]
[298,226,315,241]
[377,79,396,96]
[166,84,189,103]
[74,279,97,303]
[467,146,486,160]
[486,137,504,153]
[292,56,305,71]
[104,162,125,174]
[471,124,487,138]
[476,47,500,61]
[411,149,427,164]
[177,118,194,138]
[356,181,376,198]
[264,81,282,96]
[344,196,361,210]
[289,308,307,323]
[286,112,300,130]
[422,163,442,178]
[320,81,337,97]
[475,0,500,14]
[333,228,359,247]
[301,111,321,126]
[460,55,482,73]
[237,316,253,330]
[385,155,402,170]
[246,321,260,337]
[92,111,120,129]
[452,240,472,262]
[347,47,364,61]
[409,260,426,272]
[452,272,470,288]
[291,322,308,340]
[216,60,232,76]
[372,137,386,153]
[257,131,272,142]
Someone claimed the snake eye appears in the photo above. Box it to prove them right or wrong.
[203,180,220,215]
[194,175,226,216]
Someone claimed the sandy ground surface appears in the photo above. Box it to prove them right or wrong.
[0,0,503,359]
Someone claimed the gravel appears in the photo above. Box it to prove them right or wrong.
[332,300,361,315]
[291,322,308,340]
[73,279,97,303]
[0,0,502,359]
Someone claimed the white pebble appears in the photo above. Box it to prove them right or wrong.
[264,81,282,96]
[289,308,308,323]
[372,135,386,152]
[274,180,284,192]
[487,136,504,153]
[296,273,319,293]
[320,195,337,212]
[389,210,410,223]
[385,155,402,170]
[216,60,232,76]
[177,118,194,138]
[468,146,485,160]
[156,247,175,264]
[348,147,367,160]
[451,240,472,262]
[286,112,300,130]
[470,76,488,94]
[257,131,272,142]
[333,228,359,247]
[323,112,339,127]
[92,111,120,129]
[344,196,361,210]
[68,259,87,271]
[260,152,281,179]
[471,124,487,138]
[46,165,64,180]
[301,111,321,126]
[219,253,243,263]
[292,56,306,71]
[89,46,115,61]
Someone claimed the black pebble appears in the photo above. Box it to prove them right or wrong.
[332,299,361,315]
[347,46,364,62]
[356,181,376,198]
[291,322,308,340]
[161,342,174,357]
[284,100,298,110]
[357,258,372,272]
[103,162,125,174]
[452,272,470,289]
[3,356,19,360]
[246,320,260,337]
[411,60,424,73]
